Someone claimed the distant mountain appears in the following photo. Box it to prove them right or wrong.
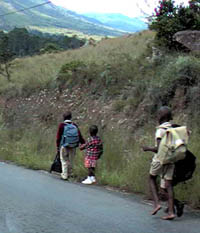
[83,13,148,32]
[0,0,125,36]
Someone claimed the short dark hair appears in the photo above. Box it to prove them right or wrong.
[63,111,72,120]
[158,106,173,123]
[89,125,98,136]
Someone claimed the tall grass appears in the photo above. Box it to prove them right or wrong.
[0,121,199,207]
[0,127,55,170]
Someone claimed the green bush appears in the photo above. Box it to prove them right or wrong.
[148,55,200,107]
[56,60,87,91]
[40,43,62,54]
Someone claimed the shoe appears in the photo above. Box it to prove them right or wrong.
[61,177,68,181]
[176,203,184,217]
[90,176,96,183]
[82,176,93,185]
[61,174,68,180]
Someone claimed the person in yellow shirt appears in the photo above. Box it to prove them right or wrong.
[143,106,175,220]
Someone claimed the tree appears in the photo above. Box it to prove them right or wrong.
[148,0,200,49]
[0,33,14,81]
[0,28,86,60]
[8,28,31,56]
[40,42,62,54]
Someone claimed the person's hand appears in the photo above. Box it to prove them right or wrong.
[79,143,86,150]
[142,146,149,152]
[56,148,60,157]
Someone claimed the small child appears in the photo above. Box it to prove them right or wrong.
[80,125,103,185]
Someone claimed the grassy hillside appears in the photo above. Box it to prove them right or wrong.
[0,30,200,208]
[0,0,124,36]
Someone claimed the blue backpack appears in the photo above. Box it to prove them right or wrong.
[60,123,79,148]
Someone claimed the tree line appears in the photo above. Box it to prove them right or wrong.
[0,27,86,81]
[0,28,86,57]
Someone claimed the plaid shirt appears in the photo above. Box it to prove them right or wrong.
[81,136,103,158]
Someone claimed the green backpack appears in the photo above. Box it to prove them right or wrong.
[157,126,190,165]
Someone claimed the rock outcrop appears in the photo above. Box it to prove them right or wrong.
[174,30,200,51]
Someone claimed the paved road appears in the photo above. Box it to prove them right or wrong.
[0,162,199,233]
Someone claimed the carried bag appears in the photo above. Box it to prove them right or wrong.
[60,123,79,148]
[173,150,196,186]
[157,126,189,165]
[49,153,62,173]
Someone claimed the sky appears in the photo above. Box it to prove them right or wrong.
[50,0,189,17]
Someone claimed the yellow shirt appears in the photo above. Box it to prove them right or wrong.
[152,122,172,162]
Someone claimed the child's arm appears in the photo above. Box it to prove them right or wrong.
[142,139,161,153]
[79,143,87,150]
[56,123,64,152]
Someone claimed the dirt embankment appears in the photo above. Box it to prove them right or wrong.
[0,81,189,134]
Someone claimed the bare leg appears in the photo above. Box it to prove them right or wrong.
[88,167,95,177]
[149,175,161,215]
[162,180,175,220]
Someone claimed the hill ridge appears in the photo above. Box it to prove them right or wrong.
[0,0,125,36]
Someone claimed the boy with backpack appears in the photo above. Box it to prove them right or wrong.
[56,111,85,180]
[142,106,176,220]
[80,125,103,185]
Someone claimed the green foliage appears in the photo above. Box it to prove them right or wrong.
[41,43,62,54]
[59,60,86,73]
[149,0,200,49]
[150,55,200,106]
[0,28,85,58]
[0,33,14,81]
[56,60,87,92]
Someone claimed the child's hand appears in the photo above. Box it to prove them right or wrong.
[142,146,149,152]
[142,146,157,153]
[79,143,86,150]
[56,149,60,157]
[56,152,60,159]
